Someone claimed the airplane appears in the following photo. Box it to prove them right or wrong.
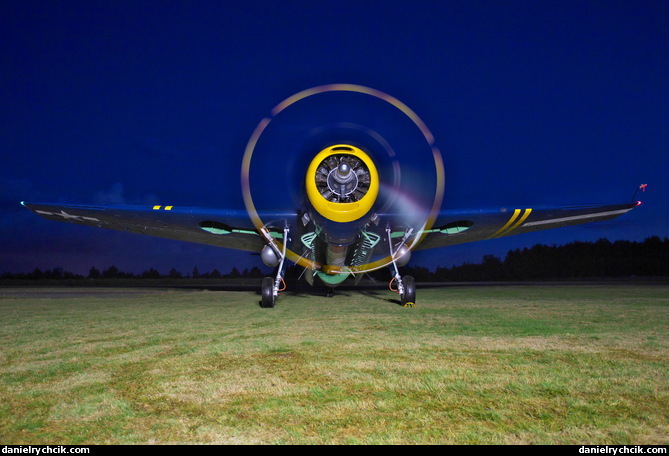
[21,84,643,308]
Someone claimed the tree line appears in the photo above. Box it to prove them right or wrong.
[398,236,669,282]
[2,236,667,282]
[0,265,267,281]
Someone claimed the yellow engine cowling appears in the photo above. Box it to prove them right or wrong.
[305,144,379,225]
[305,144,380,271]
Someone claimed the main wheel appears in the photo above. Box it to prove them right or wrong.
[261,277,276,308]
[400,275,416,307]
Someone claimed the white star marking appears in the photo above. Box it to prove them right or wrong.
[35,210,100,223]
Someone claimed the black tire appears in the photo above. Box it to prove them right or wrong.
[400,275,416,307]
[261,277,276,308]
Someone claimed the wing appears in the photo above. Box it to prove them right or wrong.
[414,201,640,251]
[21,202,295,252]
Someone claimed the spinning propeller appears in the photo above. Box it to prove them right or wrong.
[241,84,445,273]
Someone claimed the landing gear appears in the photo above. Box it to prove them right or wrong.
[386,226,417,307]
[261,277,276,308]
[260,226,289,308]
[400,275,416,307]
[389,274,416,307]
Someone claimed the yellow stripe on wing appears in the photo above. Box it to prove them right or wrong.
[507,208,532,233]
[488,209,520,239]
[488,208,533,239]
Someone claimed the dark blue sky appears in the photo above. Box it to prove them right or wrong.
[2,0,667,275]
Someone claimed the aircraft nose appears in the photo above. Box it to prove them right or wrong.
[337,163,351,177]
[333,162,354,184]
[305,144,378,223]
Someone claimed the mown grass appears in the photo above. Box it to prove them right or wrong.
[0,284,667,444]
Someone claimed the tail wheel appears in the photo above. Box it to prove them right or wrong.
[400,275,416,307]
[261,277,276,308]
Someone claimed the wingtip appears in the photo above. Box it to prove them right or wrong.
[631,183,648,204]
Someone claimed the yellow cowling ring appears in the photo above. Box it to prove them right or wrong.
[305,145,379,223]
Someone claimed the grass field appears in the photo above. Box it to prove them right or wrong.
[1,284,667,444]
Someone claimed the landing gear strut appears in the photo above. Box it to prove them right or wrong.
[260,226,289,308]
[386,227,416,307]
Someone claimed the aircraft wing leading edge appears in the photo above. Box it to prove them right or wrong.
[21,202,296,252]
[415,201,640,251]
[22,199,640,262]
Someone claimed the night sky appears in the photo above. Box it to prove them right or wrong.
[2,0,668,276]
